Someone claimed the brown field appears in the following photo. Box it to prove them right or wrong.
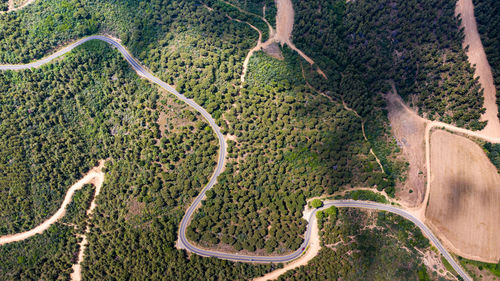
[385,90,427,207]
[426,130,500,263]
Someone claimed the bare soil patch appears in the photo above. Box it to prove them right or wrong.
[262,42,283,60]
[275,0,294,45]
[426,130,500,263]
[385,90,427,207]
[456,0,500,138]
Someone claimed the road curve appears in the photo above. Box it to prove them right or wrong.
[0,34,227,264]
[0,36,471,281]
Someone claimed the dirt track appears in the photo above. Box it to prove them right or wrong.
[0,162,105,246]
[426,131,500,263]
[70,161,105,281]
[456,0,500,138]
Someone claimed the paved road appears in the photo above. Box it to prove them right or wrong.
[0,36,471,281]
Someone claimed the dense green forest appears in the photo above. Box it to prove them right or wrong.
[277,208,452,281]
[0,223,79,280]
[0,0,489,279]
[0,185,92,280]
[473,0,500,118]
[293,0,485,130]
[187,48,389,253]
[0,40,276,279]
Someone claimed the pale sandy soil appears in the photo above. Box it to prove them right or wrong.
[274,0,293,45]
[385,88,427,207]
[224,134,237,142]
[70,161,105,281]
[0,161,105,246]
[253,215,320,281]
[426,130,500,263]
[456,0,500,138]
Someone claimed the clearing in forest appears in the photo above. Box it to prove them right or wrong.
[426,130,500,263]
[385,90,427,207]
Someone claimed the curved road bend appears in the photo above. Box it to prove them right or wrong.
[0,36,471,281]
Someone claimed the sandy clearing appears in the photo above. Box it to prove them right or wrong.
[456,0,500,138]
[0,161,105,246]
[274,0,294,45]
[70,161,105,281]
[385,88,427,207]
[426,130,500,263]
[253,214,320,281]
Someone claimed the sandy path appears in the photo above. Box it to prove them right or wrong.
[224,14,263,84]
[0,161,105,246]
[222,0,326,79]
[456,0,500,138]
[253,214,320,281]
[70,161,105,281]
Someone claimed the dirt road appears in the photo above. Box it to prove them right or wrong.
[70,161,106,281]
[456,0,500,138]
[0,161,105,246]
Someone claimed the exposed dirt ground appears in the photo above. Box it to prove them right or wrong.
[385,89,427,207]
[426,130,500,263]
[274,0,294,45]
[456,0,500,138]
[262,42,284,60]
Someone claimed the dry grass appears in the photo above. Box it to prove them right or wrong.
[426,130,500,263]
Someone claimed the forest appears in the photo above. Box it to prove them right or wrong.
[483,142,500,171]
[473,0,500,118]
[276,208,455,281]
[0,0,491,279]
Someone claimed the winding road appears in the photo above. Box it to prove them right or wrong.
[0,36,476,281]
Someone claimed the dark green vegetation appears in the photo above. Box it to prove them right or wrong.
[293,0,485,130]
[338,190,389,203]
[0,0,7,12]
[459,256,500,278]
[0,0,488,279]
[277,208,440,280]
[188,48,387,254]
[0,182,91,280]
[483,142,500,171]
[0,39,276,279]
[473,0,500,117]
[0,223,79,280]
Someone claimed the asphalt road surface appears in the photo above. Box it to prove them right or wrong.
[0,36,472,281]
